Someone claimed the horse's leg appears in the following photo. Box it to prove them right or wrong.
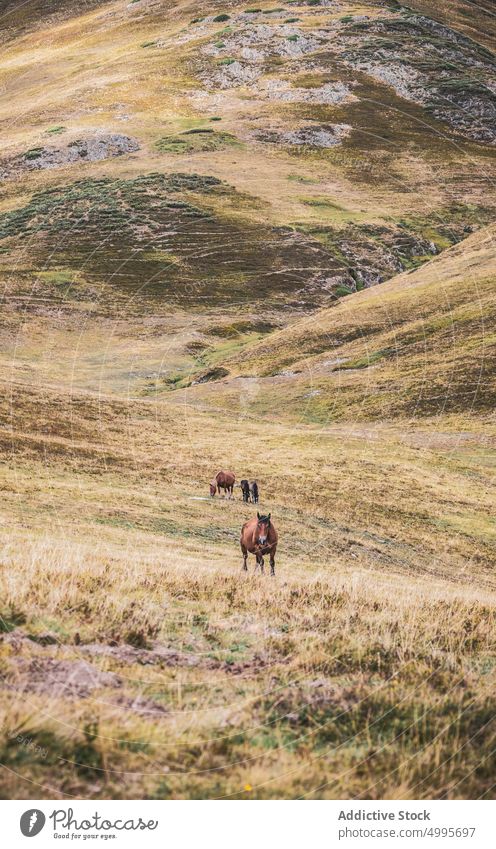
[258,555,264,575]
[241,544,248,572]
[270,553,275,577]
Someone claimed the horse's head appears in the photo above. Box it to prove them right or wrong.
[209,480,217,497]
[256,512,271,545]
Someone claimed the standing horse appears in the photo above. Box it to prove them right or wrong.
[240,512,278,576]
[210,470,235,498]
[249,480,259,504]
[240,479,250,503]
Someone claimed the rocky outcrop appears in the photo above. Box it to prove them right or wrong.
[0,133,139,180]
[194,7,495,145]
[339,15,496,144]
[255,124,351,148]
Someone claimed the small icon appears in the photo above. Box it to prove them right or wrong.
[20,809,46,837]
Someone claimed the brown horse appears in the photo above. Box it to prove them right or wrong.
[210,470,235,498]
[240,512,278,576]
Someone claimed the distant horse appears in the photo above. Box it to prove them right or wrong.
[210,470,235,498]
[249,480,259,504]
[240,479,250,503]
[240,512,278,576]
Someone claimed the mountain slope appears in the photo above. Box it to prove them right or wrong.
[1,0,494,396]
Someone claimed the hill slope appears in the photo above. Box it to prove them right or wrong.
[183,223,496,421]
[1,0,495,394]
[1,0,495,802]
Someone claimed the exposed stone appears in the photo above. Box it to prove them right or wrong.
[256,124,351,147]
[0,133,140,180]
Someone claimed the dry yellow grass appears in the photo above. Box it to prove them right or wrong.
[1,368,495,798]
[2,525,496,800]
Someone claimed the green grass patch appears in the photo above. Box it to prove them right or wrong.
[156,129,239,154]
[36,269,77,288]
[301,197,346,210]
[333,284,354,297]
[287,173,317,184]
[0,607,26,633]
[24,147,44,160]
[338,349,392,369]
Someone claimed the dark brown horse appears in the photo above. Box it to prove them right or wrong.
[240,512,278,576]
[210,470,235,498]
[249,480,259,504]
[240,479,250,502]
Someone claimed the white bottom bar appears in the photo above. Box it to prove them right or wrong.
[2,799,494,848]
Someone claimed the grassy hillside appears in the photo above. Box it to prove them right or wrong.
[0,0,495,800]
[407,0,496,53]
[1,0,495,393]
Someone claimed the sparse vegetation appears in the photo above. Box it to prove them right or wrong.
[24,147,43,160]
[156,128,239,152]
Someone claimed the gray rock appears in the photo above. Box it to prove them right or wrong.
[0,133,140,180]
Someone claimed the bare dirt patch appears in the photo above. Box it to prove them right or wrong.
[5,658,122,698]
